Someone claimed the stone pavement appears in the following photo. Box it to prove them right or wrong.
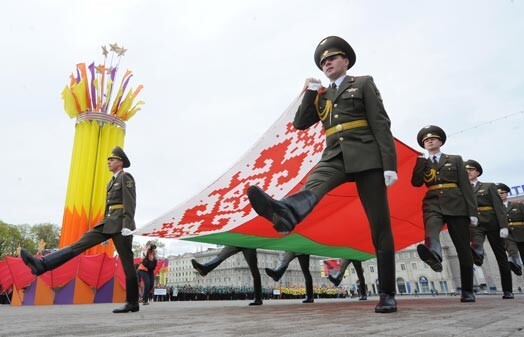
[1,295,524,337]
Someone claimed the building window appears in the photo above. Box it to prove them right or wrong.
[400,263,406,271]
[411,262,417,270]
[369,265,375,273]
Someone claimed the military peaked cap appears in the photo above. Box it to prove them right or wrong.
[108,146,130,168]
[416,125,446,148]
[464,159,483,176]
[314,36,356,70]
[496,183,511,193]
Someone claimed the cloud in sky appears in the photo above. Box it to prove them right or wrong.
[1,0,523,255]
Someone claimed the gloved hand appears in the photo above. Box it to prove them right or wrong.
[470,216,478,227]
[121,228,136,236]
[384,171,398,187]
[500,228,509,239]
[304,78,322,91]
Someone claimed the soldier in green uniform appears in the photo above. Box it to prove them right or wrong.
[465,160,514,299]
[20,146,139,313]
[411,126,478,303]
[265,252,314,303]
[327,259,367,300]
[497,183,524,276]
[248,36,398,313]
[191,246,263,305]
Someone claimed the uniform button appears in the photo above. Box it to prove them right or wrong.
[339,137,344,142]
[437,171,439,174]
[336,124,343,132]
[334,103,338,108]
[334,114,339,119]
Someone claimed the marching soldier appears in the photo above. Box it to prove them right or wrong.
[265,252,314,303]
[191,246,263,306]
[20,146,140,313]
[247,35,398,313]
[465,160,514,299]
[411,125,478,303]
[497,183,523,276]
[327,259,367,300]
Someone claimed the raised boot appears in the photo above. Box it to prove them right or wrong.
[20,249,46,275]
[508,256,522,276]
[417,244,443,272]
[247,186,318,234]
[21,247,75,276]
[328,272,343,287]
[265,267,285,282]
[470,245,484,267]
[191,246,239,276]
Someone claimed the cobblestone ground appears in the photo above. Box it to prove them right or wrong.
[1,295,524,337]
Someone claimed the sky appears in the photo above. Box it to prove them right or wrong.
[1,0,523,256]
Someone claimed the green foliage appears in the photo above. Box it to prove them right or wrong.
[0,220,60,259]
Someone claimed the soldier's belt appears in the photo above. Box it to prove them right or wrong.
[427,183,458,191]
[109,204,124,210]
[325,120,368,137]
[509,222,524,226]
[478,206,493,211]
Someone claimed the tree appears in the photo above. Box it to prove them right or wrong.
[30,223,61,250]
[0,220,24,258]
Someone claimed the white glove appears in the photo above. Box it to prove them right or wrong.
[304,78,322,91]
[470,216,478,227]
[384,171,398,187]
[121,228,136,236]
[500,228,509,239]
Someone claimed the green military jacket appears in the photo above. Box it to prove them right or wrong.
[411,154,477,219]
[294,75,397,174]
[506,201,524,242]
[473,182,508,231]
[95,171,136,234]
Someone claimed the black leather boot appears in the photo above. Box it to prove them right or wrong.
[265,267,285,282]
[113,302,139,313]
[460,290,475,303]
[417,244,443,272]
[247,186,318,234]
[470,246,484,266]
[21,247,76,276]
[328,272,343,287]
[508,257,522,276]
[375,293,396,313]
[191,246,239,276]
[502,291,514,299]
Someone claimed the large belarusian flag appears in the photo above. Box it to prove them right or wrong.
[138,94,426,260]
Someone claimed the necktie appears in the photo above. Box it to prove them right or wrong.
[330,83,337,90]
[432,155,437,163]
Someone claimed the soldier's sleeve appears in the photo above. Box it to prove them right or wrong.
[489,183,509,229]
[362,76,397,172]
[293,90,320,130]
[456,155,478,217]
[411,157,427,187]
[121,172,137,231]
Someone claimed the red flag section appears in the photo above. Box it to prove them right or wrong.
[139,94,427,260]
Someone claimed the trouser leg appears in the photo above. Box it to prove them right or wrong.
[112,233,139,303]
[446,216,474,292]
[355,169,395,294]
[486,231,513,293]
[242,248,261,302]
[298,254,313,300]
